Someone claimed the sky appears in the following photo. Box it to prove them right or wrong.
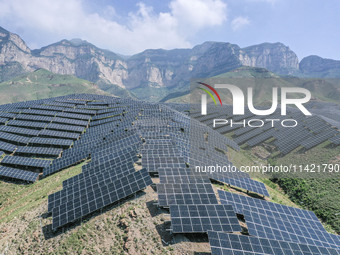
[0,0,339,60]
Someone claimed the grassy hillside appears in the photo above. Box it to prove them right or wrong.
[0,69,110,104]
[0,146,338,254]
[0,166,333,254]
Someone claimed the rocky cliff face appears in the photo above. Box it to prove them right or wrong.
[1,26,339,101]
[299,55,340,78]
[241,42,299,75]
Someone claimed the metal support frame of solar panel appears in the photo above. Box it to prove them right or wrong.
[208,172,269,197]
[15,146,62,158]
[142,156,187,173]
[51,168,152,230]
[169,204,241,233]
[0,165,39,182]
[43,151,89,176]
[52,117,89,127]
[7,120,48,130]
[156,183,218,207]
[208,231,340,255]
[243,209,340,249]
[0,126,41,137]
[63,160,136,189]
[1,155,51,169]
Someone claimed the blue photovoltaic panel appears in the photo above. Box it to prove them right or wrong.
[244,209,340,249]
[157,183,218,207]
[170,204,241,233]
[218,190,322,224]
[208,231,340,255]
[208,171,270,197]
[51,168,152,230]
[0,166,39,182]
[1,156,51,169]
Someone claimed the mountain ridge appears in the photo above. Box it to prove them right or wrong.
[1,26,340,101]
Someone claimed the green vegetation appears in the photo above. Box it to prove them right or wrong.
[0,69,109,104]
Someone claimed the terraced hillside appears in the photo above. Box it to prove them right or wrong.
[0,94,339,254]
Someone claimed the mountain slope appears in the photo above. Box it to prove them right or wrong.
[1,26,340,102]
[0,69,110,104]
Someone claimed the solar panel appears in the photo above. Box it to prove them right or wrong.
[170,204,241,233]
[218,190,323,225]
[48,163,137,212]
[15,114,54,122]
[29,137,73,148]
[45,123,84,133]
[0,125,41,137]
[0,117,8,125]
[0,166,39,182]
[142,156,187,173]
[157,183,218,207]
[0,131,31,145]
[15,146,62,158]
[7,120,48,129]
[1,156,51,169]
[158,167,211,184]
[39,130,80,140]
[62,161,136,188]
[208,172,270,197]
[52,117,89,127]
[0,141,17,153]
[0,151,4,157]
[244,209,340,249]
[43,151,89,176]
[51,168,152,230]
[208,231,340,255]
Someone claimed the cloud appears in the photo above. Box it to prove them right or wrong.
[231,16,250,31]
[0,0,228,54]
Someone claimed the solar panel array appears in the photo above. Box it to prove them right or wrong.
[191,106,339,155]
[0,94,338,253]
[218,190,340,250]
[208,231,340,255]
